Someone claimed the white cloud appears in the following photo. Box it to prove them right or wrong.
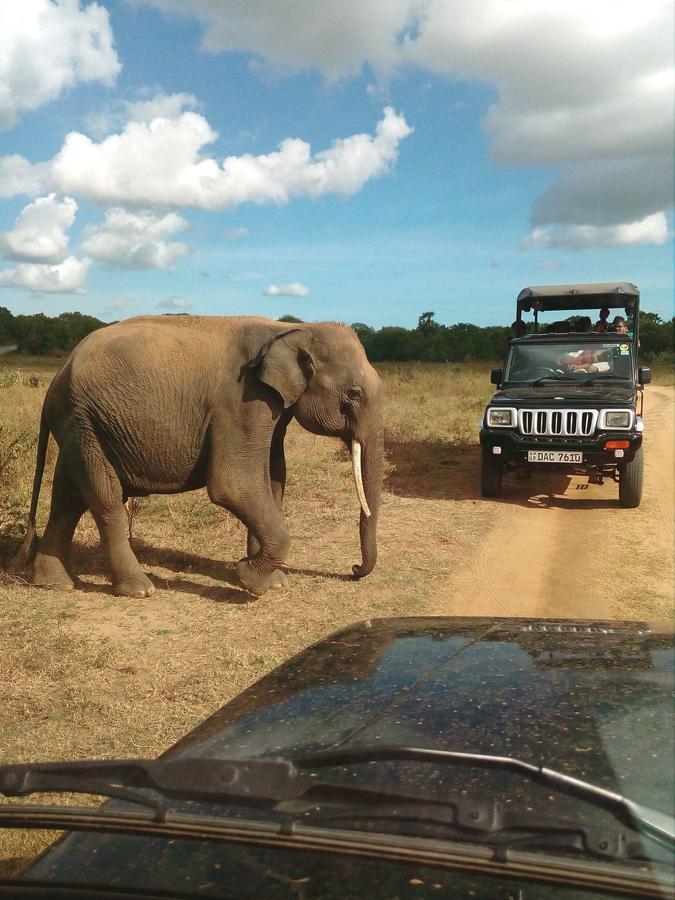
[406,0,673,238]
[224,227,249,240]
[125,91,200,123]
[263,282,310,297]
[524,212,669,250]
[531,157,672,227]
[136,1,672,157]
[82,208,191,269]
[0,156,51,199]
[133,1,673,237]
[0,193,88,294]
[0,0,120,130]
[0,108,412,210]
[0,255,91,293]
[84,91,200,138]
[157,296,192,309]
[0,194,77,262]
[137,0,414,79]
[104,297,130,313]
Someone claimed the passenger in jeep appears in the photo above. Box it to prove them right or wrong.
[561,347,601,373]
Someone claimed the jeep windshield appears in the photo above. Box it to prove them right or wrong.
[504,339,634,385]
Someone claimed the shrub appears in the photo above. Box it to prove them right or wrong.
[0,370,25,388]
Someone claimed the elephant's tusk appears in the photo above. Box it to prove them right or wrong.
[351,440,372,518]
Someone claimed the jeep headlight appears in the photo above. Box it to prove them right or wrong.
[487,407,515,427]
[602,410,632,429]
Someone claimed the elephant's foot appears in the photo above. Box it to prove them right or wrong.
[32,551,77,592]
[235,558,273,597]
[269,569,288,590]
[111,571,155,599]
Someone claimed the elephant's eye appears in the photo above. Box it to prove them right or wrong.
[340,386,363,416]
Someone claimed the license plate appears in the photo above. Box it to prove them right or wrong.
[528,450,583,463]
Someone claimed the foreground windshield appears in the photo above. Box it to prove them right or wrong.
[505,341,633,382]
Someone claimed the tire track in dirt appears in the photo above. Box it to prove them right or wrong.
[429,385,673,620]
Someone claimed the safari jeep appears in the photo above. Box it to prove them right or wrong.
[480,283,650,507]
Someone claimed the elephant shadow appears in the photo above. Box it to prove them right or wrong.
[63,539,246,602]
[384,438,481,501]
[66,537,354,600]
[127,539,354,584]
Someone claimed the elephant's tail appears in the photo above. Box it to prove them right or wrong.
[12,407,49,571]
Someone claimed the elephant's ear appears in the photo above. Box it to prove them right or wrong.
[253,329,316,407]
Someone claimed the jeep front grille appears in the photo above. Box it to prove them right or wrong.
[518,408,598,437]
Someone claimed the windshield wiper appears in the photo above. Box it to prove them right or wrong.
[295,748,674,849]
[1,748,673,850]
[579,373,630,384]
[528,374,578,386]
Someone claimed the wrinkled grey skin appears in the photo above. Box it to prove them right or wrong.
[19,316,384,598]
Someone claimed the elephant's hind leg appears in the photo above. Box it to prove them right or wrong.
[91,504,155,598]
[32,456,86,591]
[72,434,154,598]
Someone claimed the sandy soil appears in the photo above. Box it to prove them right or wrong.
[430,384,674,621]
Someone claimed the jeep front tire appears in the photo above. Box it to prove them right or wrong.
[619,446,643,508]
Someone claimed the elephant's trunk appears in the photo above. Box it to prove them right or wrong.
[352,424,383,579]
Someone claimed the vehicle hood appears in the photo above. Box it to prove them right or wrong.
[23,617,674,895]
[491,385,636,405]
[168,617,672,810]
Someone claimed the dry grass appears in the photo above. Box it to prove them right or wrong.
[0,354,671,872]
[650,361,674,387]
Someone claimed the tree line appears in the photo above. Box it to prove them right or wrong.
[1,307,672,361]
[349,311,673,362]
[0,308,106,356]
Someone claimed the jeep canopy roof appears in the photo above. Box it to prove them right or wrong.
[516,282,640,338]
[517,282,639,313]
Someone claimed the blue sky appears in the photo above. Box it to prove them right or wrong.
[0,0,672,327]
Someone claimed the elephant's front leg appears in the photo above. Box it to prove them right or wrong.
[246,415,290,589]
[237,505,290,596]
[208,429,290,597]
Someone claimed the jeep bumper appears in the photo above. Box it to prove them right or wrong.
[480,428,642,468]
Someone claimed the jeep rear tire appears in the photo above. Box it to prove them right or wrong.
[481,450,503,498]
[619,446,643,508]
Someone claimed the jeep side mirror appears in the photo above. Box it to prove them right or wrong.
[638,367,651,385]
[491,368,503,385]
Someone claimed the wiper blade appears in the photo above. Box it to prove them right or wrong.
[529,375,577,386]
[292,747,675,850]
[580,374,630,384]
[0,758,299,820]
[1,749,673,850]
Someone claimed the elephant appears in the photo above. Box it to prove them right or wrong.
[17,316,384,598]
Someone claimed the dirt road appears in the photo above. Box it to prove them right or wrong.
[429,385,674,620]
